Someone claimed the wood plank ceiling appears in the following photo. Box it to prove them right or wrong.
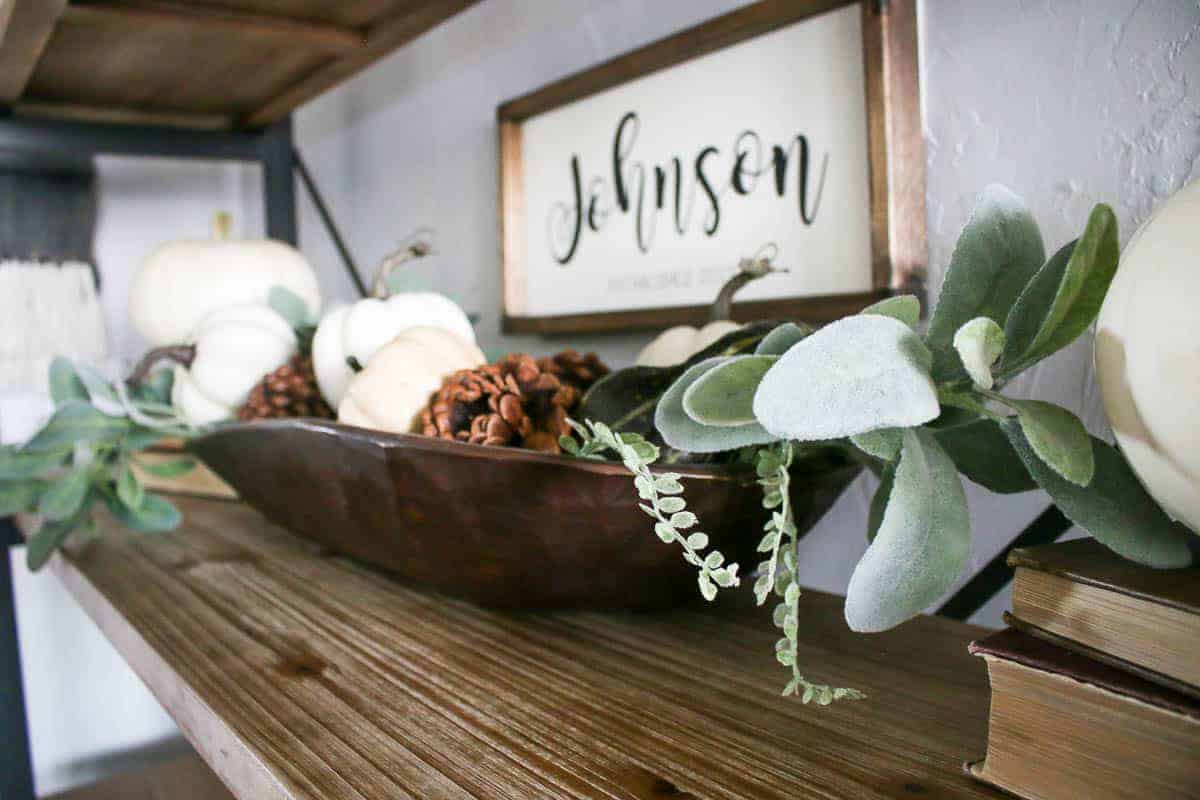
[0,0,480,130]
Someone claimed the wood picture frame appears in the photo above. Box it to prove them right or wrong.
[498,0,926,335]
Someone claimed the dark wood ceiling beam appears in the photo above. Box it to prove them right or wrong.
[64,1,364,54]
[0,0,69,103]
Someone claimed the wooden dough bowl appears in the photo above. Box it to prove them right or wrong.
[190,419,859,609]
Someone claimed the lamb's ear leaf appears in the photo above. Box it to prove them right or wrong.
[104,492,182,533]
[845,428,970,632]
[860,295,921,329]
[1002,420,1193,568]
[682,355,776,427]
[0,480,44,516]
[655,358,777,453]
[26,494,95,571]
[1000,204,1120,376]
[268,285,311,329]
[953,317,1005,390]
[37,465,91,521]
[48,358,88,407]
[1000,240,1075,370]
[851,428,903,462]
[934,418,1035,494]
[116,462,145,511]
[753,315,939,442]
[22,402,129,452]
[0,446,71,480]
[926,185,1045,379]
[755,322,813,355]
[74,363,120,409]
[1008,399,1094,487]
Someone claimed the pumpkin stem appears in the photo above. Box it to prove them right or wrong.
[126,344,197,387]
[709,243,787,322]
[371,228,436,298]
[212,211,232,240]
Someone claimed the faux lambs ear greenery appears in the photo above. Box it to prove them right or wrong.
[561,184,1195,700]
[4,285,318,571]
[1,358,199,570]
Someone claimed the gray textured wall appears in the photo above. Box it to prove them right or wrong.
[9,0,1198,793]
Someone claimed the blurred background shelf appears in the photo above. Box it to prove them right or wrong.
[0,0,481,131]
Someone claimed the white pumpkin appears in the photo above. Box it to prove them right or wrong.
[172,305,297,425]
[1095,179,1200,534]
[338,326,485,435]
[312,292,475,408]
[635,321,743,367]
[130,213,321,347]
[634,250,784,367]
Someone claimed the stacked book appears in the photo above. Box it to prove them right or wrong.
[967,538,1199,800]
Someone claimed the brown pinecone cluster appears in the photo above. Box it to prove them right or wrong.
[237,354,334,421]
[420,349,608,453]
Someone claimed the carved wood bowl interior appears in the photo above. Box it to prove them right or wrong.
[189,419,860,609]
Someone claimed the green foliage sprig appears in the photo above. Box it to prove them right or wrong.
[561,421,862,701]
[1,358,198,570]
[561,420,740,597]
[4,285,318,570]
[755,442,865,703]
[566,184,1196,697]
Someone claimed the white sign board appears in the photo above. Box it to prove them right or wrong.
[504,3,873,324]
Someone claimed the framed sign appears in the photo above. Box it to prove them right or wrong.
[498,0,925,334]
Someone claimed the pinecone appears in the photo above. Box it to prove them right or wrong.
[536,348,609,391]
[419,350,608,454]
[237,354,334,421]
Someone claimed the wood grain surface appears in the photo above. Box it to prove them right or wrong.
[0,0,67,102]
[8,0,478,129]
[51,497,1003,799]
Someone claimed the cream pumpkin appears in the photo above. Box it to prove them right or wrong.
[1095,179,1200,534]
[635,321,743,367]
[312,292,475,408]
[338,326,484,435]
[171,304,297,426]
[130,213,321,347]
[634,249,783,367]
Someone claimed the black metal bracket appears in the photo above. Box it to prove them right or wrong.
[1,519,35,800]
[0,112,372,295]
[937,505,1074,621]
[0,113,298,246]
[294,148,367,297]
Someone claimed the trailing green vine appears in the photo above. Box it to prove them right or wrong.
[561,419,739,598]
[755,442,864,702]
[562,420,861,701]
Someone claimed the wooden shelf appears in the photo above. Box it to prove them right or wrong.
[0,0,481,130]
[50,497,1004,799]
